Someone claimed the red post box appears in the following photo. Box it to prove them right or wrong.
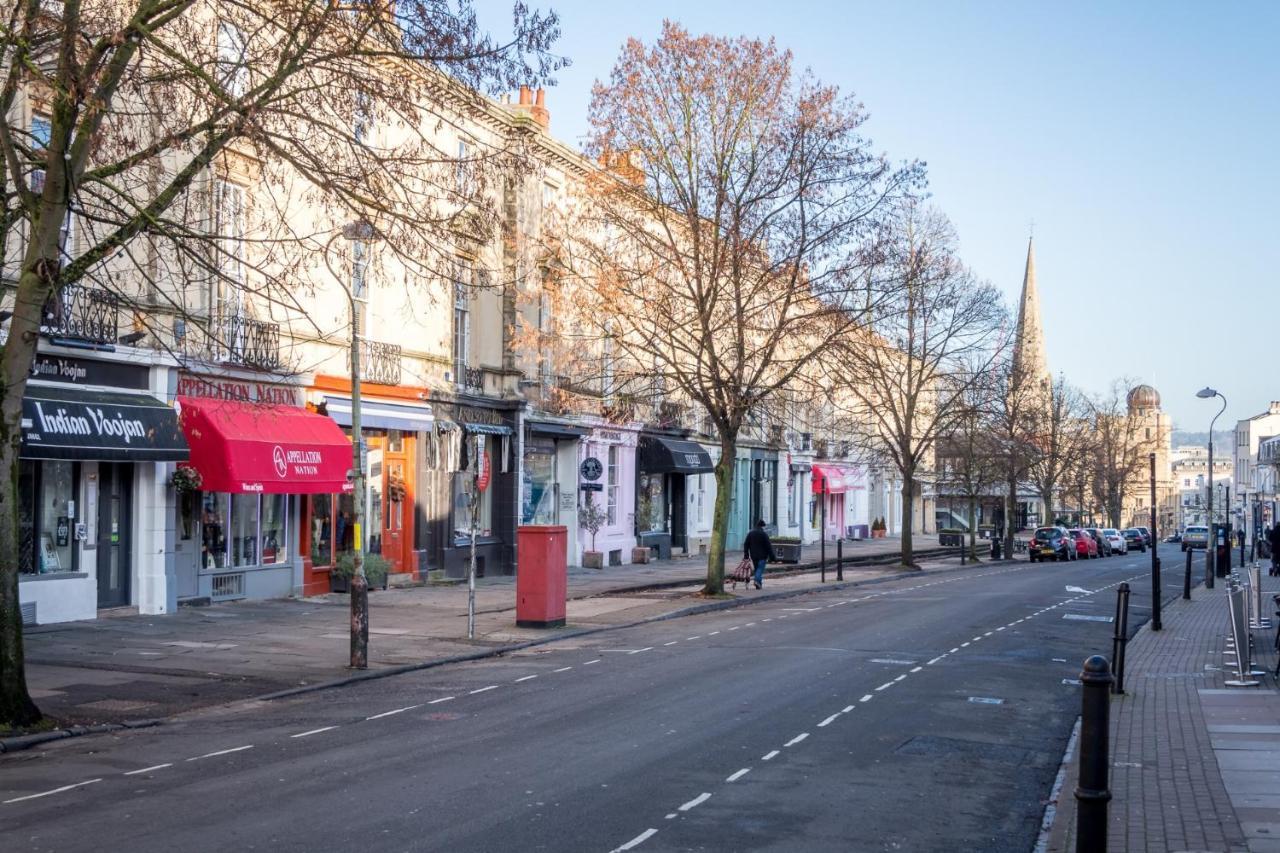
[516,525,568,628]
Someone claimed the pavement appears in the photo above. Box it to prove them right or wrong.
[13,535,951,732]
[1045,559,1280,853]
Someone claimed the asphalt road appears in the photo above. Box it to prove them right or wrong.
[0,549,1188,853]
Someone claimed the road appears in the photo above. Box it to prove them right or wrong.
[0,549,1186,852]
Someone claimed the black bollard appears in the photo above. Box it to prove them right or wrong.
[836,538,844,581]
[1206,547,1215,590]
[960,543,966,565]
[1151,556,1162,632]
[1110,583,1130,695]
[1184,548,1193,600]
[1076,656,1114,853]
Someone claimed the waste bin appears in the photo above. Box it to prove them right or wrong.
[991,537,1002,560]
[516,525,568,628]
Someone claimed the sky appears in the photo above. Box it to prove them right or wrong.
[477,1,1279,430]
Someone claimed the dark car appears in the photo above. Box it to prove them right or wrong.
[1122,528,1147,553]
[1135,526,1153,548]
[1030,526,1075,562]
[1085,527,1111,556]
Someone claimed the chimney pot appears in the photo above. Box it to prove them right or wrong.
[535,87,545,106]
[519,85,532,105]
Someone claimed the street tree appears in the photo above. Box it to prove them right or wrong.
[935,364,1005,560]
[1087,381,1156,528]
[831,205,1005,568]
[556,23,922,594]
[990,350,1044,559]
[1026,374,1090,523]
[0,0,561,727]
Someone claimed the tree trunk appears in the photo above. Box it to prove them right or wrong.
[1005,476,1018,561]
[967,497,978,561]
[704,431,737,595]
[900,473,917,569]
[0,268,54,727]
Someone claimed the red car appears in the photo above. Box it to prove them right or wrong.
[1069,528,1098,559]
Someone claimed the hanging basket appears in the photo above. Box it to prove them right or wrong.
[170,465,203,494]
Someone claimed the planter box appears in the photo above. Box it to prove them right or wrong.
[582,550,604,570]
[939,532,963,547]
[631,547,651,564]
[774,543,802,564]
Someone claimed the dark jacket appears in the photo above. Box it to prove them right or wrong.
[744,528,776,563]
[1269,526,1280,549]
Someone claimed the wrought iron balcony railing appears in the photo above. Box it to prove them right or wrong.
[181,313,282,371]
[41,283,119,344]
[360,339,402,386]
[456,366,483,395]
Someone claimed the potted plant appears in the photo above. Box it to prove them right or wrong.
[330,552,391,593]
[939,527,964,547]
[579,494,606,569]
[772,536,802,564]
[170,464,203,494]
[871,518,887,538]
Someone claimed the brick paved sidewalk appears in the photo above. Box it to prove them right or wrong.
[1047,568,1280,852]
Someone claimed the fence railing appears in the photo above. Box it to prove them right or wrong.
[360,339,402,386]
[42,284,119,344]
[182,313,282,371]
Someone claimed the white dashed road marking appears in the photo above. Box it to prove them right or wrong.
[3,778,102,804]
[291,727,338,739]
[428,696,456,704]
[367,705,421,720]
[610,828,658,851]
[679,792,712,812]
[818,714,839,727]
[469,686,499,694]
[123,763,172,775]
[784,733,810,747]
[726,768,751,782]
[186,745,253,762]
[762,750,780,761]
[515,675,538,682]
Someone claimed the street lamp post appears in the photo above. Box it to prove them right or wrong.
[1149,452,1161,630]
[324,222,378,669]
[1196,387,1227,589]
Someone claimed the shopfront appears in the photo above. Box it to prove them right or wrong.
[577,423,638,566]
[175,395,352,602]
[314,389,432,584]
[18,371,187,624]
[522,419,589,562]
[636,432,715,559]
[418,402,519,579]
[748,448,780,535]
[811,464,850,540]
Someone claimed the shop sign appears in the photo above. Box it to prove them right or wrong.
[580,457,603,481]
[177,372,299,406]
[457,405,505,426]
[476,450,491,492]
[597,430,623,442]
[30,353,148,390]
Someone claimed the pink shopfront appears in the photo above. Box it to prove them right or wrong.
[576,423,638,566]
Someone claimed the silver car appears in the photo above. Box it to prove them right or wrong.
[1103,528,1127,555]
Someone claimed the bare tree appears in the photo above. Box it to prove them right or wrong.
[935,365,1005,560]
[1026,374,1090,523]
[1086,381,1156,528]
[831,206,1004,568]
[0,0,561,727]
[990,351,1044,559]
[555,23,922,594]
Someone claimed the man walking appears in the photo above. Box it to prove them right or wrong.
[744,520,776,590]
[1268,524,1280,577]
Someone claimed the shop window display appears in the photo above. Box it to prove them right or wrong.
[201,492,288,570]
[17,460,79,575]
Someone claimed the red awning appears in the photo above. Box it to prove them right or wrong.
[811,464,847,495]
[177,397,353,494]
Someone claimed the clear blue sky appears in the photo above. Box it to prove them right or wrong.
[478,1,1279,430]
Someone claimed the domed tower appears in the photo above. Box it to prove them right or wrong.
[1123,383,1174,528]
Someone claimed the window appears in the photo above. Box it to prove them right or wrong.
[202,492,289,569]
[18,460,78,575]
[453,258,471,380]
[352,90,372,145]
[456,138,471,191]
[217,21,248,98]
[215,180,246,307]
[601,327,615,400]
[696,472,706,527]
[310,493,334,567]
[607,445,619,525]
[29,114,51,194]
[351,239,369,300]
[787,470,797,526]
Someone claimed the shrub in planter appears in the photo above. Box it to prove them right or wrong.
[772,536,802,564]
[939,527,965,547]
[332,552,390,591]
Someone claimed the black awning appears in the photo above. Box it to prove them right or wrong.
[464,422,512,435]
[21,385,188,461]
[790,462,812,473]
[638,435,714,474]
[528,421,589,439]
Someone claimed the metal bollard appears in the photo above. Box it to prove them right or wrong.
[1206,547,1215,590]
[836,538,844,581]
[960,543,966,565]
[1151,555,1162,631]
[1110,583,1130,695]
[1184,548,1193,600]
[820,535,827,584]
[1076,655,1114,853]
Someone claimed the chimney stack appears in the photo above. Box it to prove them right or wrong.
[509,86,549,129]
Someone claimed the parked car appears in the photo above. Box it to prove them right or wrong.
[1030,526,1075,562]
[1103,528,1127,555]
[1069,528,1099,559]
[1086,527,1111,556]
[1165,532,1182,544]
[1122,528,1147,553]
[1135,526,1153,548]
[1182,525,1210,551]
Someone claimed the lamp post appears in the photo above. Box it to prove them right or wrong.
[1196,387,1227,588]
[325,221,378,669]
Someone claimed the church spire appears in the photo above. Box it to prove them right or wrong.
[1012,236,1049,387]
